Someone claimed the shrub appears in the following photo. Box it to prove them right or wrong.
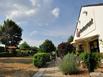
[59,53,79,75]
[79,52,88,64]
[16,50,30,57]
[57,42,75,59]
[79,52,101,72]
[0,46,5,52]
[100,53,103,59]
[33,52,50,67]
[0,52,14,57]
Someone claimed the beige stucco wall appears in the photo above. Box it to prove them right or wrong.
[73,5,103,53]
[93,6,103,53]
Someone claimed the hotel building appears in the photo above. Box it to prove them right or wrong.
[72,3,103,53]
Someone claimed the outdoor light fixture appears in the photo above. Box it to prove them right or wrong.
[83,11,88,16]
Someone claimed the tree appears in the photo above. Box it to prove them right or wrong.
[39,39,56,53]
[19,42,30,50]
[0,19,22,47]
[30,46,38,54]
[31,46,38,51]
[57,42,75,58]
[68,35,73,43]
[18,42,31,56]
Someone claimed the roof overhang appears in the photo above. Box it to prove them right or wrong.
[7,46,17,49]
[71,35,99,44]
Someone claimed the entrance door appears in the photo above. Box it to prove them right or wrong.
[89,39,100,52]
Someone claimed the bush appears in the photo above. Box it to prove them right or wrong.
[59,53,79,75]
[57,42,75,59]
[100,53,103,59]
[79,52,88,64]
[16,49,36,57]
[0,52,15,57]
[79,52,101,72]
[0,46,5,52]
[33,52,50,67]
[16,50,29,57]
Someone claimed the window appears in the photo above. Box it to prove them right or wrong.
[89,39,99,52]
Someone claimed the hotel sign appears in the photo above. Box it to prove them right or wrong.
[77,18,93,37]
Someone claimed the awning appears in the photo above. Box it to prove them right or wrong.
[71,35,99,44]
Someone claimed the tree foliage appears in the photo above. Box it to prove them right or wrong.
[30,46,39,54]
[19,41,30,49]
[68,35,73,43]
[0,19,22,46]
[39,39,56,53]
[57,42,75,58]
[31,46,38,51]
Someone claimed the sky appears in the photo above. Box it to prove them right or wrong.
[0,0,103,47]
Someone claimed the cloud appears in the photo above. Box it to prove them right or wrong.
[30,27,69,37]
[30,30,38,36]
[0,0,56,26]
[6,9,37,20]
[52,8,60,18]
[40,26,70,37]
[30,0,37,6]
[43,29,68,37]
[20,38,44,47]
[38,24,74,38]
[29,25,72,38]
[26,9,36,15]
[0,0,65,47]
[6,2,37,20]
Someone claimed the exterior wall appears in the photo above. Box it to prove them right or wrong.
[73,5,103,53]
[74,6,98,41]
[94,6,103,53]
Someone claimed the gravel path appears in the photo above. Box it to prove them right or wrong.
[32,59,63,77]
[32,68,46,77]
[32,66,65,77]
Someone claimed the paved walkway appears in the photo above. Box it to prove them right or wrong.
[32,68,45,77]
[32,66,65,77]
[32,58,65,77]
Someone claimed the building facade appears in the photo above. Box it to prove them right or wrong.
[73,4,103,53]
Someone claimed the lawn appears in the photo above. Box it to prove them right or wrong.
[0,57,38,77]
